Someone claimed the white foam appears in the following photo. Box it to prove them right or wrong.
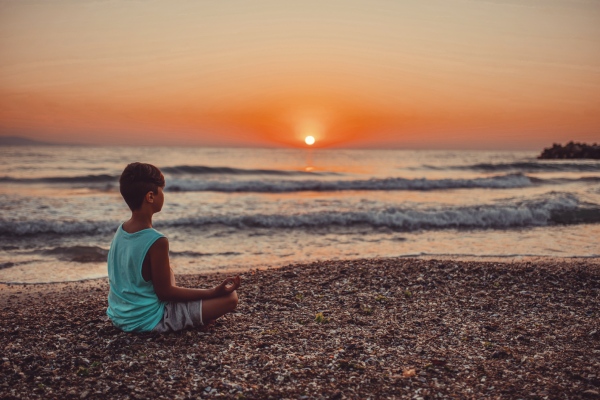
[1,193,594,235]
[167,173,533,193]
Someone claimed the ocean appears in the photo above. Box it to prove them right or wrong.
[1,146,599,283]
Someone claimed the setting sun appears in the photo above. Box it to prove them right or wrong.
[305,136,315,145]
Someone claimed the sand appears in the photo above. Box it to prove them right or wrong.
[1,257,599,399]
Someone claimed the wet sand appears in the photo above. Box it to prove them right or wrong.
[1,258,599,399]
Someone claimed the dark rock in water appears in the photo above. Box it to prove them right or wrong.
[538,141,600,159]
[43,245,108,263]
[0,262,15,270]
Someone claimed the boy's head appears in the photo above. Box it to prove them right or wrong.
[119,162,165,211]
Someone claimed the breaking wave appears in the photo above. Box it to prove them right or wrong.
[167,173,533,193]
[2,169,596,194]
[2,194,598,236]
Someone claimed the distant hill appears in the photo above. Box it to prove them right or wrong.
[0,136,55,146]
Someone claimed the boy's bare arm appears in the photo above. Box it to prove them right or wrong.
[149,238,240,302]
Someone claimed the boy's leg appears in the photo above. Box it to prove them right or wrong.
[201,291,238,322]
[152,291,238,333]
[170,267,176,285]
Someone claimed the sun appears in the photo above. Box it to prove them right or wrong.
[304,136,315,145]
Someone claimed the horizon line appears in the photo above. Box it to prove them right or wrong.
[0,135,580,152]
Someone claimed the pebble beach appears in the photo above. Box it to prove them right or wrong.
[1,257,599,399]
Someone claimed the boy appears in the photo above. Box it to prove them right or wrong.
[107,162,240,333]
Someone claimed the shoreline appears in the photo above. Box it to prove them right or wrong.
[1,257,599,398]
[1,254,599,287]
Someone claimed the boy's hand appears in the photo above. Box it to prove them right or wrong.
[214,276,241,297]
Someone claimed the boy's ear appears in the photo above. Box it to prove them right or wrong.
[145,191,155,204]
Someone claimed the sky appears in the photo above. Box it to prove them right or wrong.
[1,0,599,149]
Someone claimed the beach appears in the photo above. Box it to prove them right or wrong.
[1,257,599,399]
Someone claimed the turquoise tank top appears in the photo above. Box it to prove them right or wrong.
[106,224,166,332]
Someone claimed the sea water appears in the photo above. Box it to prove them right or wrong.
[1,146,599,283]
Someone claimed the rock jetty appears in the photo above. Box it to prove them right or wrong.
[538,141,600,159]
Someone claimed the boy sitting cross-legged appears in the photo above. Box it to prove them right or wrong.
[107,162,240,333]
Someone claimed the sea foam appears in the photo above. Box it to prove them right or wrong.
[3,193,597,236]
[167,173,533,193]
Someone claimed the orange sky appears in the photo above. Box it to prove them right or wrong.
[1,1,599,149]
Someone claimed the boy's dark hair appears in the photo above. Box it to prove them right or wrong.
[119,162,165,211]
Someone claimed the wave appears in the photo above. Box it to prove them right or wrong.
[168,173,533,193]
[2,194,598,236]
[0,174,116,184]
[162,165,332,176]
[0,220,119,236]
[430,161,600,173]
[0,165,332,185]
[161,193,598,230]
[3,169,596,193]
[0,172,533,192]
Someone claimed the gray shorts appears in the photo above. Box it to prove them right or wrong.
[152,300,203,333]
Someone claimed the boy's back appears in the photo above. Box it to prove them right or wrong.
[107,225,166,332]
